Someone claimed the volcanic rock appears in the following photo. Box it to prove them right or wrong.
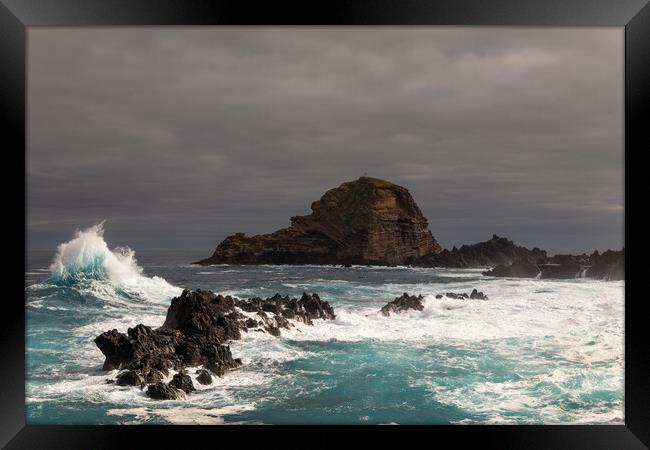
[146,382,185,400]
[409,234,547,268]
[145,370,164,384]
[539,255,583,279]
[483,260,541,278]
[115,370,144,388]
[434,290,488,300]
[244,318,259,329]
[235,292,335,326]
[169,371,195,394]
[469,289,488,300]
[195,177,442,266]
[95,289,335,400]
[196,369,213,385]
[481,250,623,280]
[586,249,624,280]
[380,293,424,316]
[444,290,488,300]
[161,289,242,340]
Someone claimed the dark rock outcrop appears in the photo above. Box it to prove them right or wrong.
[162,289,242,341]
[482,256,584,280]
[169,371,195,394]
[469,289,488,300]
[195,177,442,266]
[537,254,586,279]
[145,370,164,384]
[115,370,145,388]
[94,320,239,391]
[95,289,335,400]
[236,292,335,326]
[146,382,185,400]
[481,249,624,280]
[483,260,541,278]
[586,249,624,280]
[94,329,134,371]
[196,369,213,385]
[539,263,582,279]
[380,293,424,316]
[381,289,488,315]
[409,234,547,268]
[435,289,488,300]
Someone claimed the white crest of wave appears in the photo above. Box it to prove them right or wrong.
[49,222,141,283]
[48,222,181,301]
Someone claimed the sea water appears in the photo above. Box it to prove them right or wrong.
[25,224,624,424]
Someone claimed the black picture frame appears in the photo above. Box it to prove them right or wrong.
[3,0,648,448]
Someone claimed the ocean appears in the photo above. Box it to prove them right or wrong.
[25,226,624,425]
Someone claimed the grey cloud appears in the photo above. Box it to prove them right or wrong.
[28,28,623,255]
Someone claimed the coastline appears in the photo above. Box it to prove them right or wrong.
[26,248,624,424]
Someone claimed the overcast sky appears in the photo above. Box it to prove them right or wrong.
[28,28,623,255]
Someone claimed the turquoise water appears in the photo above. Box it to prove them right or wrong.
[26,227,624,425]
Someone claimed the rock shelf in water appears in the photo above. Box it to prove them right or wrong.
[380,289,488,316]
[94,289,335,400]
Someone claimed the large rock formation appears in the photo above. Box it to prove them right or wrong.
[195,177,442,266]
[408,234,547,268]
[94,289,335,400]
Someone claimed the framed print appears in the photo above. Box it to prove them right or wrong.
[2,0,648,448]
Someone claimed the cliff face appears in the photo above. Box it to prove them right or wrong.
[196,177,442,266]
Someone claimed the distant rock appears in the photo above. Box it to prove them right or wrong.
[469,289,488,300]
[482,250,624,280]
[190,176,622,280]
[380,293,424,316]
[195,177,442,266]
[539,264,582,279]
[435,289,488,300]
[586,249,624,280]
[483,260,541,278]
[409,234,547,268]
[381,289,489,315]
[538,254,585,279]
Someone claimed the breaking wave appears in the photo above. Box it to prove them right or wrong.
[35,222,181,306]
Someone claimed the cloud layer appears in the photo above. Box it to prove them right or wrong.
[28,28,623,255]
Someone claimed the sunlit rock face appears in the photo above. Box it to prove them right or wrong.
[196,177,442,266]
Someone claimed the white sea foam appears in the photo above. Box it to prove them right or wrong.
[106,404,257,425]
[264,278,625,344]
[426,364,624,424]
